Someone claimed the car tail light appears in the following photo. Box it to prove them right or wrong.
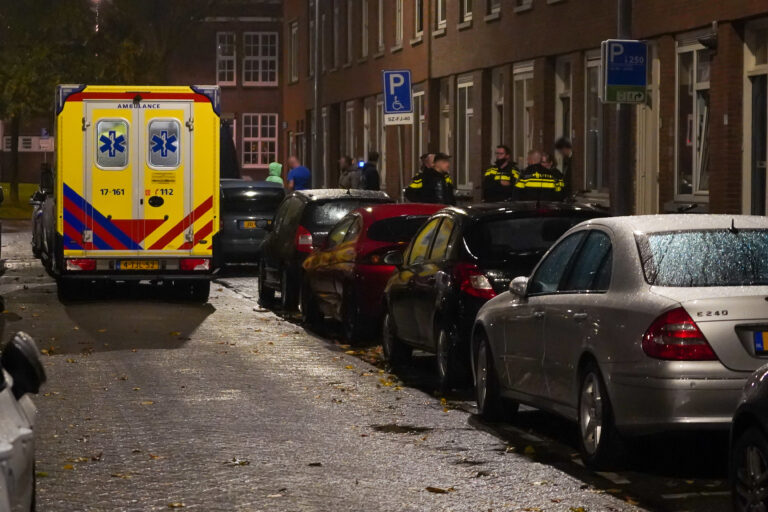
[66,259,96,271]
[295,225,313,253]
[642,307,717,361]
[180,258,210,271]
[454,263,496,300]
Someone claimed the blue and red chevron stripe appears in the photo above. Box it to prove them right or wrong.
[63,184,144,251]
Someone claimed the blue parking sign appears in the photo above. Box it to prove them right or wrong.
[382,70,413,125]
[601,39,648,104]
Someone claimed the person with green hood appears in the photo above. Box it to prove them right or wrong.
[265,162,283,186]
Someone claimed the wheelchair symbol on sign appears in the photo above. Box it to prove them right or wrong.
[391,97,406,111]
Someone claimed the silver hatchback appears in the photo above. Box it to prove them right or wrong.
[472,215,768,468]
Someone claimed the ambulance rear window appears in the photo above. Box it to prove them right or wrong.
[148,120,181,169]
[96,119,129,169]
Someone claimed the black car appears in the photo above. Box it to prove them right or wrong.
[259,189,392,310]
[731,365,768,511]
[219,179,285,264]
[381,201,609,390]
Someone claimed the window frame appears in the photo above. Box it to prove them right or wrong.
[412,90,426,173]
[241,113,279,170]
[559,230,613,293]
[361,0,369,58]
[456,76,474,189]
[242,31,279,87]
[95,118,130,171]
[394,0,403,47]
[428,216,456,262]
[414,0,424,38]
[377,0,385,52]
[147,119,182,170]
[487,0,501,15]
[436,0,447,30]
[216,31,237,86]
[584,54,606,192]
[406,217,442,266]
[513,62,534,168]
[527,231,587,297]
[460,0,473,23]
[290,22,299,83]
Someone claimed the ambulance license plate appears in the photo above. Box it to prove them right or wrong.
[241,220,257,229]
[119,260,159,271]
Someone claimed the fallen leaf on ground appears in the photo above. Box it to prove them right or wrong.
[267,494,283,498]
[569,508,587,512]
[224,457,250,466]
[111,473,131,479]
[133,387,140,391]
[149,453,161,460]
[97,329,107,333]
[91,452,103,461]
[524,445,536,455]
[66,358,76,363]
[35,471,48,478]
[308,462,322,467]
[63,464,74,470]
[140,400,154,406]
[170,331,181,336]
[425,486,455,494]
[167,503,185,508]
[345,365,354,370]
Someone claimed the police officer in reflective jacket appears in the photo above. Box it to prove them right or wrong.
[516,150,566,202]
[404,153,433,202]
[407,152,455,205]
[482,145,520,202]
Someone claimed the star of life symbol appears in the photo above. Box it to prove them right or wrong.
[151,130,178,157]
[99,130,126,158]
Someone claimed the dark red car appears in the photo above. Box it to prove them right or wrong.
[300,203,444,342]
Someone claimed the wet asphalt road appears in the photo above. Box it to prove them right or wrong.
[0,220,731,511]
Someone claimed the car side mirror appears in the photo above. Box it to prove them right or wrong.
[0,186,4,205]
[29,190,45,206]
[1,332,46,399]
[509,276,529,298]
[382,250,404,266]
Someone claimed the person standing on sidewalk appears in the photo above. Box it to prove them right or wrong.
[360,151,381,191]
[265,162,284,186]
[338,156,361,189]
[481,145,519,202]
[404,153,434,202]
[554,138,574,199]
[286,156,312,191]
[419,152,455,205]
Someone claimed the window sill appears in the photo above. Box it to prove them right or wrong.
[289,79,299,85]
[457,20,473,31]
[243,83,279,88]
[514,4,533,13]
[432,27,447,38]
[217,83,237,88]
[390,43,403,54]
[342,62,352,69]
[410,35,423,47]
[357,56,368,64]
[484,11,501,22]
[373,50,385,59]
[546,0,565,4]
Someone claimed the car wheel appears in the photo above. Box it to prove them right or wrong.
[577,362,624,469]
[258,260,275,306]
[281,269,299,311]
[300,279,322,329]
[381,311,412,368]
[342,291,368,344]
[731,426,768,512]
[475,334,516,421]
[436,324,465,392]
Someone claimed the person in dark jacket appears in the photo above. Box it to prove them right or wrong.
[404,153,434,202]
[554,138,573,199]
[516,150,566,202]
[419,152,455,205]
[482,145,520,202]
[361,151,381,191]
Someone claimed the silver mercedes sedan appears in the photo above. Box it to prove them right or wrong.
[472,215,768,468]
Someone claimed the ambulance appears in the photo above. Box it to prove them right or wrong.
[49,84,221,301]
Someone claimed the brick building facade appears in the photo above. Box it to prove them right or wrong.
[282,0,768,213]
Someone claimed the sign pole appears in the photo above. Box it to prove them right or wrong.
[397,125,405,202]
[612,0,633,216]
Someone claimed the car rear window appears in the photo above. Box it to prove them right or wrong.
[222,187,284,214]
[367,216,430,243]
[465,216,591,264]
[306,199,389,229]
[639,229,768,287]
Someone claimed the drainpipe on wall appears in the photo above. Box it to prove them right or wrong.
[311,0,322,188]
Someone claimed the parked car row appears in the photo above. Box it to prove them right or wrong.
[255,189,768,509]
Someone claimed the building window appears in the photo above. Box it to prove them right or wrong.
[436,0,447,30]
[346,0,353,64]
[515,0,533,10]
[332,1,340,68]
[746,24,768,214]
[395,0,403,46]
[242,114,278,169]
[413,91,426,173]
[555,58,572,142]
[377,0,384,52]
[487,0,501,15]
[456,77,474,187]
[308,0,316,76]
[414,0,424,37]
[461,0,473,22]
[216,32,236,86]
[361,0,369,58]
[290,23,299,83]
[585,56,605,191]
[676,44,712,197]
[491,68,505,156]
[345,101,355,157]
[243,32,278,86]
[322,13,328,71]
[513,63,534,168]
[363,102,372,159]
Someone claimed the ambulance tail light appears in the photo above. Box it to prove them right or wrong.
[180,258,211,272]
[66,259,96,271]
[295,225,314,253]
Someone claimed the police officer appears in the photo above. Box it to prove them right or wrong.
[405,153,433,202]
[482,145,519,202]
[515,150,566,202]
[418,152,455,205]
